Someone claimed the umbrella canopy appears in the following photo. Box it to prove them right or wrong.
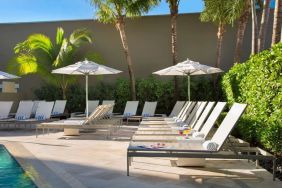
[52,59,122,75]
[0,71,20,79]
[52,59,122,117]
[153,59,223,100]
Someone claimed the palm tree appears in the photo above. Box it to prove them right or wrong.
[167,0,180,99]
[234,0,251,63]
[200,0,244,69]
[8,27,93,99]
[258,0,270,51]
[90,0,159,100]
[251,0,258,54]
[272,0,282,45]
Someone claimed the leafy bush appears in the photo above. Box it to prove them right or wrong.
[222,43,282,155]
[34,75,216,115]
[34,84,62,101]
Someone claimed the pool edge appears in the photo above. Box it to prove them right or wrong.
[1,141,71,188]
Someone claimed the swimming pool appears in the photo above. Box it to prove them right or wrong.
[0,145,37,188]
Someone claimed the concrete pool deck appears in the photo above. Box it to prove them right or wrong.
[0,128,281,188]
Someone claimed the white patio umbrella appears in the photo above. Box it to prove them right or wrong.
[0,71,20,79]
[52,59,122,117]
[153,59,223,101]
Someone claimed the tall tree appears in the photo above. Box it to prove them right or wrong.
[7,27,93,99]
[167,0,180,99]
[251,0,259,54]
[91,0,159,100]
[272,0,282,45]
[201,0,244,69]
[258,0,271,51]
[234,0,251,63]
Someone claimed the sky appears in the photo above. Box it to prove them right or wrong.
[0,0,204,23]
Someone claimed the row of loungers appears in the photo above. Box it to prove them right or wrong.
[127,101,277,180]
[0,100,67,128]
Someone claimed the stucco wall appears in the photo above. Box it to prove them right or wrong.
[0,13,273,107]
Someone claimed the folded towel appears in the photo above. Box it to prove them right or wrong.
[192,132,205,138]
[202,140,218,151]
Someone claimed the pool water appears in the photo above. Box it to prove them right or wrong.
[0,145,37,188]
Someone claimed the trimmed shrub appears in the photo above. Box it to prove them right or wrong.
[222,43,282,155]
[34,75,216,116]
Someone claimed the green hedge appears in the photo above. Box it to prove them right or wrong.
[35,75,215,114]
[222,43,282,155]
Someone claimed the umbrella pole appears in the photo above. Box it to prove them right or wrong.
[86,74,89,117]
[188,74,190,101]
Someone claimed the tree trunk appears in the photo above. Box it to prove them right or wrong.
[272,0,282,45]
[61,75,67,100]
[258,0,270,52]
[216,23,225,68]
[251,0,259,54]
[170,3,179,100]
[116,18,136,100]
[213,23,225,99]
[234,0,251,63]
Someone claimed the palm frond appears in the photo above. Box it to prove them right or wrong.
[56,27,65,46]
[7,55,38,75]
[69,28,93,47]
[201,0,244,25]
[28,34,54,60]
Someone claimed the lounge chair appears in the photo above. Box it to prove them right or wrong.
[51,100,67,118]
[169,101,186,117]
[127,103,276,181]
[113,101,139,120]
[87,100,99,115]
[36,104,118,137]
[127,101,158,123]
[102,100,115,115]
[71,100,99,117]
[31,100,45,118]
[0,101,13,119]
[133,102,227,140]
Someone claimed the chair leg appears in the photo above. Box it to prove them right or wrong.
[127,154,130,176]
[255,152,259,168]
[273,158,276,181]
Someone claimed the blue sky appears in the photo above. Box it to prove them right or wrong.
[0,0,204,23]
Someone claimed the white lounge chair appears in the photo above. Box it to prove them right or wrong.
[102,100,115,114]
[87,100,99,115]
[52,100,67,116]
[121,101,139,117]
[37,104,118,137]
[169,101,186,117]
[127,101,157,123]
[31,100,45,118]
[0,101,13,119]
